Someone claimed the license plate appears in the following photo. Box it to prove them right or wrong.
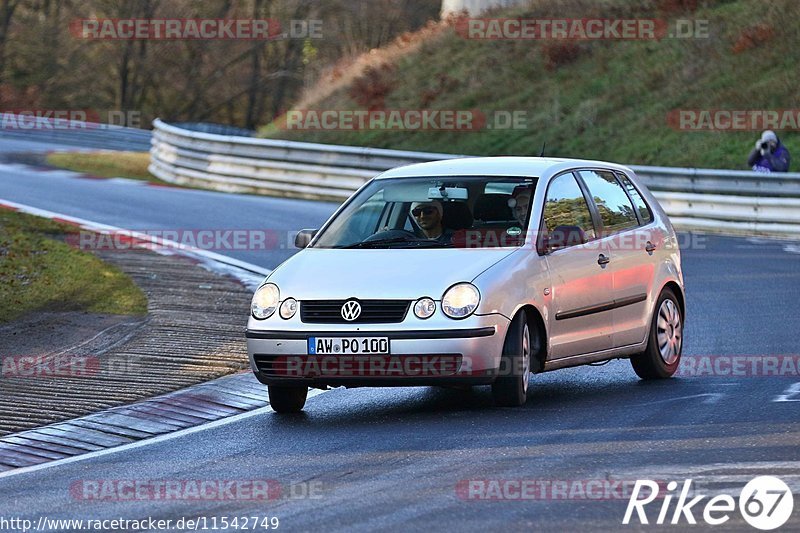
[308,337,390,355]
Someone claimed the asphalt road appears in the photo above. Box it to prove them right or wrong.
[0,138,91,153]
[1,158,799,531]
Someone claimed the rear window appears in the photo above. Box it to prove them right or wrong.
[577,170,639,235]
[617,172,654,224]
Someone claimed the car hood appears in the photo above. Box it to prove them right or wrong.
[265,248,518,300]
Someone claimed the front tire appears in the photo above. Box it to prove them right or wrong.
[268,385,308,413]
[492,311,532,406]
[630,288,683,379]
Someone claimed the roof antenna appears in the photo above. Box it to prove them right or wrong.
[539,142,546,157]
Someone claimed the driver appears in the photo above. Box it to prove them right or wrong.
[410,200,453,243]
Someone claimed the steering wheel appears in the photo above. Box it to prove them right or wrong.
[363,229,421,242]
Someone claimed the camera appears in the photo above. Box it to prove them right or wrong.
[760,141,770,150]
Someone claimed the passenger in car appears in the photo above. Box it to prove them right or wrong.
[510,189,531,226]
[410,200,453,243]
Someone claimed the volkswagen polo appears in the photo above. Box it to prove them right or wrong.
[246,157,685,412]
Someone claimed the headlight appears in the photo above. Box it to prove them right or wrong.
[414,297,436,319]
[441,283,480,319]
[279,298,298,319]
[251,283,279,319]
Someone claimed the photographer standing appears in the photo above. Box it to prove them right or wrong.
[748,130,790,172]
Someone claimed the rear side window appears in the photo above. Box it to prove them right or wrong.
[578,170,639,234]
[542,173,596,241]
[617,172,654,224]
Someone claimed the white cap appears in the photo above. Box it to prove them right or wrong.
[761,130,778,144]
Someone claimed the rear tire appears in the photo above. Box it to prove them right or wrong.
[491,311,532,407]
[630,288,683,379]
[268,385,308,413]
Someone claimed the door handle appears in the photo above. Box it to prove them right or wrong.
[597,254,610,266]
[645,241,656,254]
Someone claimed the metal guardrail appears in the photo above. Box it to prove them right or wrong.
[631,166,800,198]
[172,122,256,137]
[150,118,460,201]
[150,119,800,237]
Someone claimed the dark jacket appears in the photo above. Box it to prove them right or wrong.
[748,140,791,172]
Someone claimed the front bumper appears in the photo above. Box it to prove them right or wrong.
[246,313,510,387]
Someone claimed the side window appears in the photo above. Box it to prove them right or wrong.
[403,210,414,231]
[324,190,386,245]
[616,172,653,224]
[578,170,639,235]
[349,194,386,235]
[542,173,596,248]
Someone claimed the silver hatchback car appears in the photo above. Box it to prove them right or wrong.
[246,157,685,412]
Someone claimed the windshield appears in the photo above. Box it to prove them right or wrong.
[311,176,536,249]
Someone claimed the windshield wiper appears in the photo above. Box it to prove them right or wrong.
[337,236,418,249]
[338,236,454,249]
[403,240,453,248]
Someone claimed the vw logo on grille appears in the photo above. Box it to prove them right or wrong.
[341,300,362,321]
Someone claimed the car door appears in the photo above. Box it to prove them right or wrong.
[576,169,657,348]
[541,172,614,358]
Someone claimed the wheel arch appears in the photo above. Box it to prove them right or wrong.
[639,280,686,356]
[515,304,547,374]
[661,280,685,319]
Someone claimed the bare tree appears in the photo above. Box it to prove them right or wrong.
[116,0,158,125]
[0,0,438,126]
[0,0,22,101]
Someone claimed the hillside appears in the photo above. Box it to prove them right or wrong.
[261,0,800,169]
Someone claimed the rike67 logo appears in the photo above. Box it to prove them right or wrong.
[623,476,794,530]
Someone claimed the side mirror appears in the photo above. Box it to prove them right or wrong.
[536,233,549,255]
[294,229,318,248]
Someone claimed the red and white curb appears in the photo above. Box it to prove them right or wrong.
[0,372,327,478]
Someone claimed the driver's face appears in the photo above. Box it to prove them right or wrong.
[412,204,442,230]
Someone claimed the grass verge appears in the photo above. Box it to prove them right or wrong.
[0,209,148,323]
[45,151,157,182]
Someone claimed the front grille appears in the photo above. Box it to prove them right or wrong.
[300,300,410,324]
[254,354,462,378]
